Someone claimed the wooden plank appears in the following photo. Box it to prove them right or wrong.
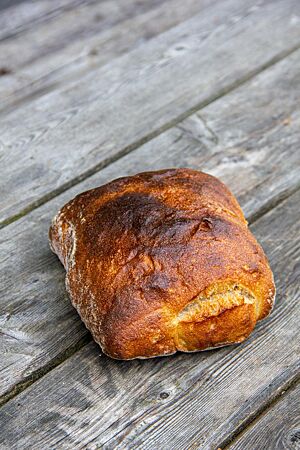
[0,0,165,71]
[0,0,27,11]
[0,0,97,41]
[0,48,300,404]
[229,382,300,450]
[0,188,299,449]
[180,48,300,221]
[1,0,300,226]
[0,0,212,112]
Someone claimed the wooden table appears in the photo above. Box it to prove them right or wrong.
[0,0,299,448]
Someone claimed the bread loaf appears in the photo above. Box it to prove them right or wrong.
[49,169,275,359]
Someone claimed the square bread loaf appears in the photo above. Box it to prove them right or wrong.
[49,169,275,359]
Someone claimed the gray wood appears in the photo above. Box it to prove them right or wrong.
[0,0,212,112]
[229,383,300,450]
[0,1,27,12]
[0,189,299,450]
[180,48,300,221]
[0,0,98,41]
[0,48,300,404]
[0,0,165,72]
[1,0,300,227]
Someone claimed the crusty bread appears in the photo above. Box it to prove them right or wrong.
[49,168,275,359]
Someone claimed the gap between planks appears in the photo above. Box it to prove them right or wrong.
[226,380,300,449]
[222,375,300,449]
[0,334,90,408]
[0,0,100,42]
[1,40,300,231]
[0,0,196,98]
[113,367,299,449]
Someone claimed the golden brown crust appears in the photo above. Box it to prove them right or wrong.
[49,168,275,359]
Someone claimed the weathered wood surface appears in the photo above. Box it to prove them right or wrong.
[0,0,98,41]
[181,49,300,222]
[229,382,300,450]
[0,48,300,404]
[1,0,300,226]
[0,0,212,112]
[1,188,299,450]
[0,0,26,12]
[0,0,164,70]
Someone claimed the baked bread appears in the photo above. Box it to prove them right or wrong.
[49,168,275,359]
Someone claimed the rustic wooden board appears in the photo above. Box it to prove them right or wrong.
[0,0,26,11]
[0,0,98,41]
[0,47,299,404]
[180,48,300,222]
[1,0,300,226]
[0,0,213,112]
[229,382,300,449]
[0,188,299,449]
[231,384,300,450]
[0,0,165,71]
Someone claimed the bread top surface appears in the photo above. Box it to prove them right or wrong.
[49,168,275,359]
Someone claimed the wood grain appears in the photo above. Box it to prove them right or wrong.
[0,48,300,404]
[0,0,165,71]
[0,0,27,12]
[0,188,299,449]
[0,0,213,112]
[180,48,300,221]
[229,382,300,450]
[0,0,98,41]
[1,0,300,226]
